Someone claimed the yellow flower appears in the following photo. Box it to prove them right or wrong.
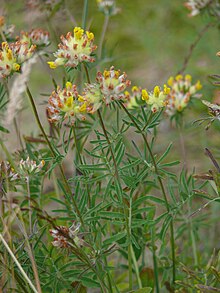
[0,42,20,78]
[47,82,86,124]
[125,86,142,109]
[47,26,97,69]
[142,85,170,113]
[79,83,102,113]
[96,66,131,105]
[165,74,202,116]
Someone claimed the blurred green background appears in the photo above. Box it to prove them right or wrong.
[3,0,219,85]
[1,0,220,171]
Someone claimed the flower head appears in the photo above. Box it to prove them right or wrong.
[48,27,97,69]
[96,66,131,105]
[18,156,45,177]
[0,42,20,78]
[47,82,86,124]
[78,83,102,113]
[165,74,202,116]
[142,84,170,113]
[50,223,82,248]
[20,28,50,47]
[97,0,119,16]
[184,0,211,16]
[50,226,71,248]
[0,40,36,78]
[124,86,142,109]
[10,41,36,64]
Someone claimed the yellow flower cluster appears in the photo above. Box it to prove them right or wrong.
[124,86,142,109]
[0,42,20,78]
[96,66,131,105]
[48,27,97,69]
[0,41,36,78]
[165,74,202,116]
[79,83,102,114]
[47,82,87,124]
[142,85,170,113]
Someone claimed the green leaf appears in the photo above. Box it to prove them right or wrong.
[144,195,166,206]
[0,125,9,133]
[79,163,107,171]
[157,143,172,164]
[160,215,173,240]
[115,141,125,165]
[103,231,127,247]
[81,277,100,288]
[160,160,180,167]
[99,211,125,219]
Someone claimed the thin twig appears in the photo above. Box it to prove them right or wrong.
[177,22,213,75]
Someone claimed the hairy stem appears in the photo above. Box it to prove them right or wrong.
[26,86,85,229]
[120,102,176,285]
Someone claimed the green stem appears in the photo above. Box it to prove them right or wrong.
[177,22,213,75]
[151,227,159,293]
[131,245,142,289]
[120,103,169,209]
[72,125,83,165]
[98,108,133,290]
[83,63,91,84]
[128,244,132,290]
[26,86,85,229]
[178,124,187,170]
[26,176,32,235]
[128,197,133,290]
[187,201,198,268]
[170,220,176,285]
[83,66,133,290]
[0,233,38,293]
[120,102,176,285]
[82,0,89,30]
[17,211,42,293]
[72,125,91,208]
[98,14,109,67]
[97,109,119,179]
